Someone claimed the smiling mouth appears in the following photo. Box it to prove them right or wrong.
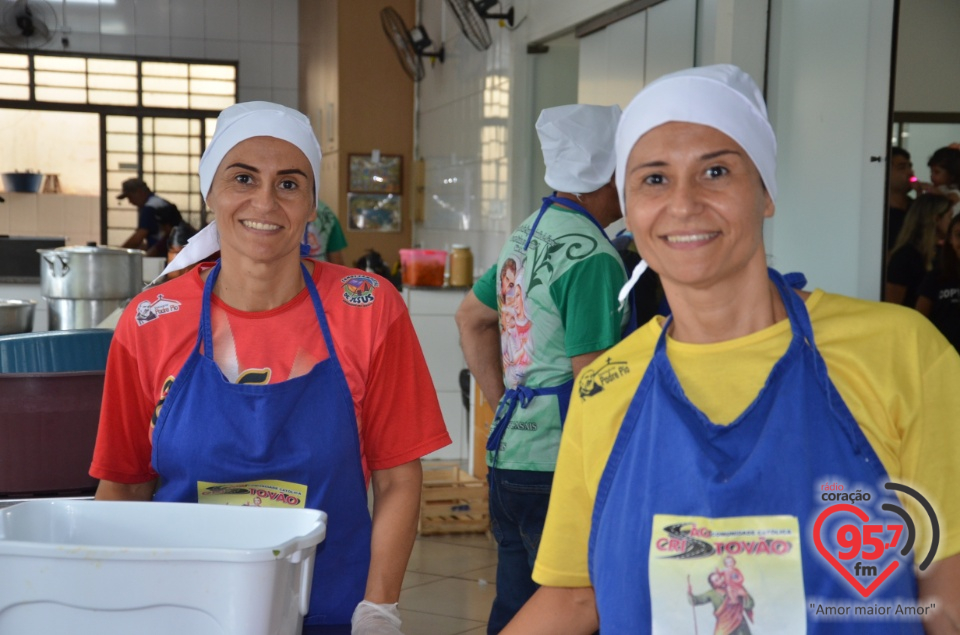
[664,232,720,243]
[241,220,282,231]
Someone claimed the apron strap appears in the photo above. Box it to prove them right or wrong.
[523,194,610,251]
[199,261,337,365]
[486,379,575,454]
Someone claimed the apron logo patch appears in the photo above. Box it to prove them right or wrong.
[135,294,182,326]
[341,275,379,307]
[811,480,939,606]
[649,514,805,633]
[198,479,307,508]
[578,357,629,399]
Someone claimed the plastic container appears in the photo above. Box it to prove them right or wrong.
[0,372,103,496]
[449,245,474,288]
[399,248,447,287]
[0,500,327,635]
[1,172,42,193]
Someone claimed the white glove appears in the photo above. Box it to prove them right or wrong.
[351,600,404,635]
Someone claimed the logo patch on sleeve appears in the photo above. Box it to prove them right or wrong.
[341,275,379,307]
[135,294,182,326]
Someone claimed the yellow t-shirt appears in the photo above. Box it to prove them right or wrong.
[534,289,960,588]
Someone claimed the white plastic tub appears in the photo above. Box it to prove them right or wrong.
[0,500,327,635]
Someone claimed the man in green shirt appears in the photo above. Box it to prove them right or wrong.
[455,104,627,634]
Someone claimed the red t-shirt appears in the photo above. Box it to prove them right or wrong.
[90,260,451,485]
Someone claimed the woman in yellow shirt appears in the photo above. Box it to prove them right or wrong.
[503,65,960,634]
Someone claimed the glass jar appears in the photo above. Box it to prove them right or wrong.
[449,244,474,287]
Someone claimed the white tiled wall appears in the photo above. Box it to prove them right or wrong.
[415,8,516,274]
[38,0,299,108]
[414,1,652,273]
[0,193,100,247]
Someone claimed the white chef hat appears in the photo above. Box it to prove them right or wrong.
[199,101,321,200]
[157,101,322,281]
[614,64,777,212]
[536,104,622,194]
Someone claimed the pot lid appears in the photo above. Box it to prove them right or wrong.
[37,246,144,256]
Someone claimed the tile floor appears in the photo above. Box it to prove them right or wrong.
[400,531,498,634]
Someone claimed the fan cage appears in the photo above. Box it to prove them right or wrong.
[0,0,58,49]
[380,6,426,82]
[446,0,492,51]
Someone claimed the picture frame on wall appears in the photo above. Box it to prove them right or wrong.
[347,192,402,232]
[348,154,403,194]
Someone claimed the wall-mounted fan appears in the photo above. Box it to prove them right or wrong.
[0,0,57,49]
[446,0,514,52]
[381,6,445,83]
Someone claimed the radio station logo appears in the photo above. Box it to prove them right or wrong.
[813,481,939,599]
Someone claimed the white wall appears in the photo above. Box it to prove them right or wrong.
[0,111,100,196]
[696,0,768,90]
[765,0,894,299]
[895,0,960,113]
[578,0,696,108]
[34,0,299,107]
[415,0,516,272]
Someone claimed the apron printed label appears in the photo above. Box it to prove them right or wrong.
[649,514,805,635]
[197,479,307,508]
[135,294,182,326]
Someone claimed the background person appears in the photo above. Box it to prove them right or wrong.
[117,177,183,257]
[455,104,627,634]
[306,199,348,264]
[884,194,952,306]
[887,147,916,253]
[91,101,451,633]
[916,213,960,351]
[503,64,960,634]
[915,146,960,218]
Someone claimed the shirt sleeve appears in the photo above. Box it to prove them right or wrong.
[89,317,158,484]
[533,386,595,587]
[896,334,960,562]
[917,271,939,301]
[551,252,626,357]
[360,299,452,470]
[472,263,498,310]
[325,211,348,253]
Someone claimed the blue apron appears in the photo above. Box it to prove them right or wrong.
[152,261,371,627]
[486,195,609,456]
[588,268,920,633]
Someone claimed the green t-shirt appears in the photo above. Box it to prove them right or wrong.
[482,204,627,471]
[474,264,498,309]
[306,201,347,261]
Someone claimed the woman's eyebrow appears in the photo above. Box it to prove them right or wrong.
[225,162,258,172]
[223,164,307,178]
[700,149,741,161]
[629,160,667,174]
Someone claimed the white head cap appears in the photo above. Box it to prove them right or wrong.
[157,101,322,281]
[199,101,321,200]
[536,104,622,194]
[614,64,777,212]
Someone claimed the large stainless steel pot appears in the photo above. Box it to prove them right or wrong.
[38,246,143,300]
[45,298,125,331]
[0,299,36,335]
